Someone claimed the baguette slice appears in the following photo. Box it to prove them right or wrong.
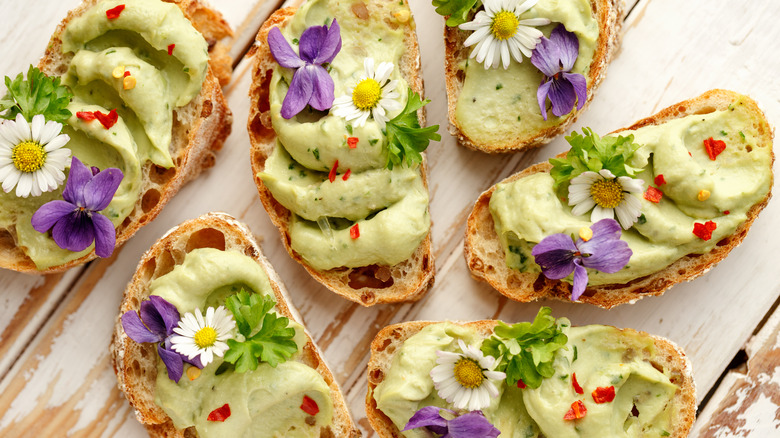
[0,0,233,273]
[247,2,434,306]
[445,0,623,153]
[366,320,696,437]
[465,89,774,309]
[110,212,360,437]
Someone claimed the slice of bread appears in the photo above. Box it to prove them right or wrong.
[366,319,696,438]
[445,0,623,153]
[465,89,774,309]
[0,0,233,273]
[247,1,434,306]
[110,212,360,437]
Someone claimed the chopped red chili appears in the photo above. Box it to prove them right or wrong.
[692,220,717,240]
[342,169,351,181]
[123,70,131,77]
[654,174,666,186]
[94,109,119,129]
[347,137,359,149]
[300,395,319,416]
[76,111,96,121]
[571,373,583,395]
[350,223,360,239]
[207,404,231,422]
[644,186,663,203]
[703,137,726,160]
[563,400,587,420]
[592,386,616,403]
[167,44,175,56]
[724,210,730,215]
[516,379,527,389]
[106,4,125,20]
[328,160,339,183]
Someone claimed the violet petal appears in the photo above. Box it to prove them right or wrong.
[281,67,314,119]
[91,212,116,258]
[31,200,75,233]
[548,78,577,117]
[308,65,335,111]
[530,37,560,77]
[536,79,552,121]
[550,25,579,71]
[139,299,168,339]
[533,248,576,279]
[267,27,304,69]
[533,232,578,255]
[63,157,91,206]
[403,406,449,435]
[314,19,341,64]
[448,411,500,438]
[183,353,204,369]
[52,210,94,252]
[158,344,184,383]
[83,167,123,211]
[298,25,326,64]
[582,239,632,274]
[121,310,162,343]
[149,295,180,336]
[563,72,587,110]
[571,259,588,301]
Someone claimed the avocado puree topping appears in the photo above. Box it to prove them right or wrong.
[373,323,679,438]
[454,0,598,146]
[151,248,334,437]
[490,100,772,285]
[0,0,208,268]
[261,0,430,270]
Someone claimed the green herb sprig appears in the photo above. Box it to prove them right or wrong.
[432,0,482,27]
[481,307,568,388]
[223,290,298,373]
[0,65,72,123]
[385,89,440,169]
[549,128,642,188]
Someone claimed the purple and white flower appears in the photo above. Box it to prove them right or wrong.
[403,406,500,438]
[531,24,588,120]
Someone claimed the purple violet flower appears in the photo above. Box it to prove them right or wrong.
[531,24,588,121]
[31,157,123,258]
[403,406,500,438]
[531,218,632,301]
[120,295,203,383]
[268,19,342,119]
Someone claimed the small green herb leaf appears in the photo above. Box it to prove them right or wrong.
[384,89,440,169]
[0,65,72,123]
[432,0,481,27]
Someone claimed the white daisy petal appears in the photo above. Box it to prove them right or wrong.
[570,198,596,216]
[619,175,645,193]
[31,115,45,142]
[16,172,33,197]
[39,120,63,145]
[170,306,236,366]
[44,134,69,152]
[598,169,616,179]
[2,169,21,193]
[591,205,614,222]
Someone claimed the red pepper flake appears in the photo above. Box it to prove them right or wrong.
[592,386,616,403]
[688,152,692,157]
[347,136,359,149]
[342,169,351,181]
[350,223,360,239]
[300,395,319,416]
[328,160,339,183]
[94,109,119,129]
[123,70,131,77]
[207,404,231,422]
[563,400,587,421]
[654,174,666,186]
[703,137,726,160]
[644,186,663,203]
[724,210,730,215]
[571,373,584,395]
[167,44,175,55]
[106,4,125,20]
[517,379,527,389]
[692,220,717,241]
[76,111,96,121]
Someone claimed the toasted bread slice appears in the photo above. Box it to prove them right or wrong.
[110,212,360,437]
[0,0,233,273]
[247,1,434,306]
[366,319,696,437]
[465,89,774,308]
[445,0,623,153]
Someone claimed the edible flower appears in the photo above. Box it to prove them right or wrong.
[531,24,587,120]
[31,157,123,257]
[332,58,402,128]
[568,169,644,229]
[171,306,236,367]
[693,220,717,241]
[0,114,71,197]
[431,339,506,411]
[403,406,500,438]
[458,0,550,69]
[268,19,342,119]
[120,295,203,383]
[531,219,632,301]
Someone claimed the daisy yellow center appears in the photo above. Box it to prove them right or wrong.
[453,358,484,389]
[352,78,382,110]
[12,141,46,173]
[193,326,217,349]
[490,10,519,41]
[590,179,624,208]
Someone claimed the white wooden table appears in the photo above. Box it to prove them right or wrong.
[0,0,778,436]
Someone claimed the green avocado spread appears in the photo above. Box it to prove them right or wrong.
[260,0,430,270]
[151,248,335,438]
[373,322,680,438]
[490,98,772,285]
[454,0,598,147]
[0,0,208,269]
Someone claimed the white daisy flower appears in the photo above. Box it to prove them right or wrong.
[332,58,402,128]
[430,339,506,411]
[568,169,645,229]
[0,114,71,198]
[459,0,551,69]
[170,306,236,366]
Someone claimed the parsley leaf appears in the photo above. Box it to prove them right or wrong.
[385,89,440,169]
[223,290,298,372]
[481,307,568,388]
[0,65,72,123]
[549,128,642,189]
[432,0,481,26]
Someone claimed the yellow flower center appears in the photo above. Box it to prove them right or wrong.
[352,78,382,110]
[590,179,624,209]
[490,10,519,41]
[193,326,217,349]
[12,141,46,173]
[453,358,485,389]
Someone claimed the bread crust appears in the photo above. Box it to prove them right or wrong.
[444,0,623,153]
[247,2,434,307]
[110,212,360,437]
[465,89,775,309]
[0,0,234,274]
[365,320,696,438]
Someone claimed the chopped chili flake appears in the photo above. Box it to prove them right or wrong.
[300,395,319,416]
[328,160,339,183]
[688,152,692,157]
[724,210,730,215]
[106,4,125,20]
[644,186,663,203]
[207,404,231,422]
[94,109,119,129]
[167,44,175,55]
[347,137,359,149]
[592,386,616,403]
[123,70,131,77]
[76,111,96,121]
[342,169,351,181]
[563,400,587,421]
[517,379,527,389]
[571,373,584,394]
[654,174,666,186]
[350,223,360,239]
[692,220,717,240]
[703,137,726,160]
